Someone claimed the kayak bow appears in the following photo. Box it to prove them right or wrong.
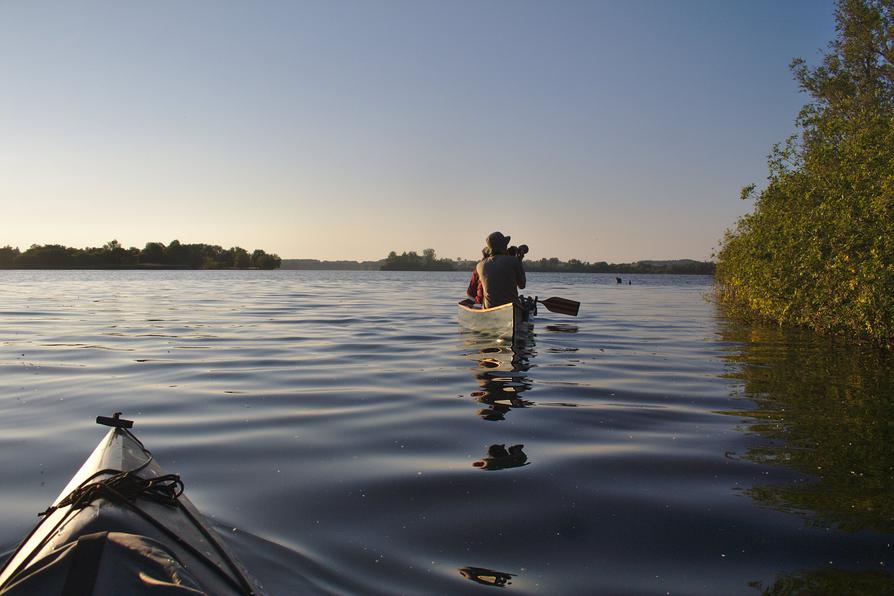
[0,414,260,595]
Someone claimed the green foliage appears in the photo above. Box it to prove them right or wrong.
[250,248,282,269]
[716,0,894,346]
[140,242,166,264]
[0,245,21,267]
[381,248,456,271]
[231,246,251,268]
[15,244,76,267]
[0,240,281,269]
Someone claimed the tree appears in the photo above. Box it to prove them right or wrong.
[100,239,129,265]
[231,246,251,268]
[716,0,894,345]
[164,240,187,265]
[15,244,74,267]
[141,242,166,264]
[251,249,281,269]
[0,246,20,267]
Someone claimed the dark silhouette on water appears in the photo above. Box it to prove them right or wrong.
[458,566,515,587]
[545,323,578,334]
[473,444,529,471]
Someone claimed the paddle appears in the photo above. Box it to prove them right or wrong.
[537,296,580,317]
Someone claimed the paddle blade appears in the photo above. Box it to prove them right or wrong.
[539,296,580,317]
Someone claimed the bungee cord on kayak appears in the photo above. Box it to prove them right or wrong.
[0,415,260,596]
[42,469,184,516]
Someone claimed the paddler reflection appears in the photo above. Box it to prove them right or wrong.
[464,336,535,421]
[472,443,529,471]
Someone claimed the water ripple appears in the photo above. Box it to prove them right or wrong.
[1,271,891,594]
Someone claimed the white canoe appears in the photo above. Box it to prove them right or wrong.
[457,300,532,343]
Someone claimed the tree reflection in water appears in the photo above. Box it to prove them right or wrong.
[720,321,894,532]
[751,568,893,595]
[720,319,894,592]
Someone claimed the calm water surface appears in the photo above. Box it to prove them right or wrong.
[0,271,892,595]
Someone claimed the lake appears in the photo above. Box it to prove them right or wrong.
[1,270,892,595]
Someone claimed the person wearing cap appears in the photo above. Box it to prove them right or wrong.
[476,232,526,309]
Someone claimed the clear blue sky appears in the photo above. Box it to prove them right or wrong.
[0,0,836,262]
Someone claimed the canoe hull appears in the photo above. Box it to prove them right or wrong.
[457,300,531,344]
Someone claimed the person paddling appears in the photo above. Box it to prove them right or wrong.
[476,231,526,308]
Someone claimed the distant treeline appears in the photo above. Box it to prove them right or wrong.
[524,258,715,274]
[381,249,456,271]
[281,258,383,271]
[0,240,281,270]
[279,249,713,274]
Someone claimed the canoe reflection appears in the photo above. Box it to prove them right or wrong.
[463,336,535,421]
[458,566,515,587]
[473,444,529,471]
[545,323,578,333]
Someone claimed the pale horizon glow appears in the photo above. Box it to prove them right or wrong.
[0,1,835,262]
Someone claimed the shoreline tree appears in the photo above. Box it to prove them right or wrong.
[716,0,894,346]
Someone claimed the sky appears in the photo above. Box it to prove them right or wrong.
[0,0,836,262]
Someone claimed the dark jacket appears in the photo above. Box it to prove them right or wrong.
[476,255,526,308]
